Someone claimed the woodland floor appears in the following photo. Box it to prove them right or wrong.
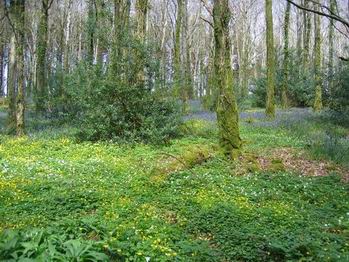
[0,104,348,261]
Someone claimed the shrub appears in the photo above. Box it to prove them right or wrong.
[329,60,349,125]
[62,38,182,144]
[251,49,315,108]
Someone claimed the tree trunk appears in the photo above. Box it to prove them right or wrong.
[313,2,323,112]
[303,0,311,68]
[281,1,291,109]
[36,0,49,113]
[0,43,3,97]
[136,0,148,40]
[265,0,275,118]
[7,34,17,134]
[110,0,126,77]
[328,0,336,95]
[135,0,148,86]
[213,0,241,159]
[174,0,188,112]
[87,0,96,64]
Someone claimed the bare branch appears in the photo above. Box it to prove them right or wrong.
[286,0,349,29]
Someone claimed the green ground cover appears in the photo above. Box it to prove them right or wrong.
[0,111,348,261]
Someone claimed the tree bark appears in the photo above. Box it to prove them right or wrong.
[281,1,291,109]
[265,0,276,118]
[328,0,336,95]
[87,0,96,64]
[36,0,49,113]
[303,0,312,68]
[213,0,241,158]
[7,34,16,134]
[135,0,148,86]
[174,0,188,112]
[313,1,323,112]
[0,43,3,97]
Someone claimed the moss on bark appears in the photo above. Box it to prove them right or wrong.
[213,0,241,159]
[313,1,323,112]
[265,0,275,118]
[281,1,291,109]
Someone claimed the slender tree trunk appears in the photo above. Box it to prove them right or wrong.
[313,2,323,112]
[174,0,188,112]
[36,0,49,113]
[0,44,3,97]
[87,0,96,64]
[303,0,312,68]
[281,1,291,109]
[135,0,148,85]
[296,8,302,64]
[184,0,193,100]
[241,33,250,99]
[213,0,241,159]
[16,33,25,136]
[136,0,148,40]
[265,0,275,118]
[328,0,336,95]
[7,35,17,134]
[110,0,122,77]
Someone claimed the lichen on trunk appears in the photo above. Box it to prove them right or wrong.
[213,0,241,159]
[313,1,323,112]
[265,0,276,118]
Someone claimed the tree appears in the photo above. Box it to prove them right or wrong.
[328,0,336,95]
[213,0,241,158]
[313,1,323,112]
[0,43,3,98]
[7,34,16,133]
[6,0,26,135]
[174,0,189,112]
[135,0,148,40]
[110,0,131,77]
[265,0,275,118]
[303,0,312,68]
[87,0,96,64]
[281,1,291,109]
[36,0,53,113]
[184,0,193,100]
[135,0,148,85]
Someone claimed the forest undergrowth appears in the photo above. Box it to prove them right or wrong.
[0,106,348,261]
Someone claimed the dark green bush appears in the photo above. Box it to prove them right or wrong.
[61,36,182,144]
[251,49,315,108]
[329,60,349,125]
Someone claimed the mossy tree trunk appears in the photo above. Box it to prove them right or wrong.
[213,0,241,159]
[87,0,96,64]
[135,0,148,86]
[109,0,131,81]
[281,1,291,109]
[184,0,193,101]
[303,0,311,68]
[136,0,148,40]
[173,0,189,113]
[7,34,16,134]
[110,0,127,77]
[265,0,275,118]
[328,0,336,95]
[9,0,26,136]
[36,0,50,113]
[313,2,323,112]
[61,0,72,108]
[0,43,4,97]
